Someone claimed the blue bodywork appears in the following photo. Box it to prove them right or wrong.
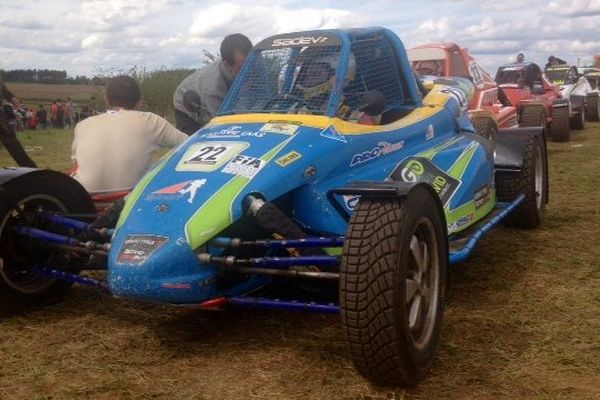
[108,28,497,305]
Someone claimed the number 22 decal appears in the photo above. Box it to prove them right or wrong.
[176,142,249,172]
[186,146,228,165]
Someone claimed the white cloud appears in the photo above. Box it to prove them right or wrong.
[188,3,364,41]
[1,0,599,76]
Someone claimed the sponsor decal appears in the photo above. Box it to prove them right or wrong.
[343,195,360,210]
[272,36,328,47]
[222,154,266,178]
[320,125,347,143]
[435,86,468,109]
[176,142,248,172]
[468,61,485,88]
[275,151,302,167]
[117,235,168,265]
[474,185,491,209]
[200,125,266,139]
[350,141,404,167]
[259,120,302,135]
[426,124,435,140]
[391,157,461,206]
[448,213,474,232]
[148,179,207,204]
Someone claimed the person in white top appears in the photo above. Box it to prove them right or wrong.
[71,75,188,193]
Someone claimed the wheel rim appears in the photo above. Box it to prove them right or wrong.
[0,194,67,294]
[534,144,544,210]
[405,217,440,350]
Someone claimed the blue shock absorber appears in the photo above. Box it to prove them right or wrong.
[13,226,81,246]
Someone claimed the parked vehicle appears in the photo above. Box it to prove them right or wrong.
[495,62,571,141]
[0,28,548,387]
[545,64,597,125]
[408,42,519,144]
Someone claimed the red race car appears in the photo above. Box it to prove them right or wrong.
[495,62,571,141]
[408,43,518,144]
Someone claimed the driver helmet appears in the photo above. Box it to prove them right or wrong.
[516,53,525,63]
[414,60,444,77]
[294,51,356,99]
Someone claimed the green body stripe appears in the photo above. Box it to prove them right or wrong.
[116,159,167,228]
[419,137,462,160]
[445,190,496,234]
[185,139,292,249]
[447,141,479,179]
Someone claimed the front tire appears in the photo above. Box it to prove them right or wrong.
[550,106,570,142]
[520,105,546,127]
[340,186,447,386]
[585,94,600,122]
[570,109,585,130]
[0,171,95,306]
[472,116,497,147]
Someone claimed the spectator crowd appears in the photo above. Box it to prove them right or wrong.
[2,97,99,132]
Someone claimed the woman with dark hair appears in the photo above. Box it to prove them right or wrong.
[71,75,188,192]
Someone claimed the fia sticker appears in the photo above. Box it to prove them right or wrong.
[259,120,303,135]
[222,155,266,178]
[275,151,302,167]
[176,142,248,172]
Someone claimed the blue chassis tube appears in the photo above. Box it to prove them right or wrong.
[26,194,526,313]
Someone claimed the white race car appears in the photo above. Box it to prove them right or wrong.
[545,64,599,125]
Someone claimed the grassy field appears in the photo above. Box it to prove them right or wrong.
[5,83,104,103]
[0,124,599,399]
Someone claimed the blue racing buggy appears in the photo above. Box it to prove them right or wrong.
[0,28,548,386]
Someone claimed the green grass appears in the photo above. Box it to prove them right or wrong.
[0,128,73,171]
[0,124,599,399]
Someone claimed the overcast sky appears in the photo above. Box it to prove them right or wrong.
[1,0,599,77]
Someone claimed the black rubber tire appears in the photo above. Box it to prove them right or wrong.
[0,171,95,306]
[472,116,497,147]
[585,94,600,122]
[570,109,585,130]
[340,186,447,386]
[520,105,546,127]
[550,106,570,142]
[496,135,547,228]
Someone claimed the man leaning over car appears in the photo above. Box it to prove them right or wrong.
[172,33,252,135]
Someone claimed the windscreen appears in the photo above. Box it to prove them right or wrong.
[220,45,342,116]
[407,48,446,77]
[495,66,527,87]
[545,67,569,84]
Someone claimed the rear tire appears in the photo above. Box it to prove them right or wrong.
[340,186,447,386]
[0,171,94,306]
[585,94,600,122]
[520,105,545,127]
[550,106,570,142]
[496,135,547,228]
[472,116,497,147]
[570,109,585,130]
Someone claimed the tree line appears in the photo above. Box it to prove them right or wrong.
[1,69,106,85]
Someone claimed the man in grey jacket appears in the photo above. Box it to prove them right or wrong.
[173,33,252,135]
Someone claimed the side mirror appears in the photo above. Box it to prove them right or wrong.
[182,91,202,113]
[357,90,385,116]
[531,82,544,94]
